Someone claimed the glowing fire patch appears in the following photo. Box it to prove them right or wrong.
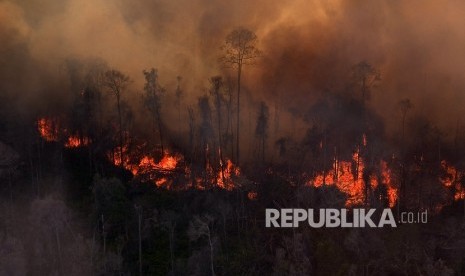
[37,117,59,142]
[380,161,397,208]
[65,136,89,148]
[247,191,258,200]
[130,154,179,176]
[439,160,465,201]
[309,152,397,207]
[217,159,240,191]
[439,160,457,187]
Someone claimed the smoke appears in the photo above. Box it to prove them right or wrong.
[2,0,465,135]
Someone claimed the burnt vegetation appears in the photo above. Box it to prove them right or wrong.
[1,26,465,275]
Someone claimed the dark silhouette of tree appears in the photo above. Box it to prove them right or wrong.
[209,76,225,182]
[351,62,380,202]
[103,70,130,168]
[255,101,269,163]
[397,98,413,215]
[352,61,381,104]
[198,96,214,186]
[160,210,179,274]
[188,106,196,158]
[143,68,165,156]
[175,75,183,126]
[188,215,216,276]
[399,98,413,146]
[221,27,261,165]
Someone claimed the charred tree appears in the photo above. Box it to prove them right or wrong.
[398,98,413,213]
[221,27,261,165]
[255,101,269,164]
[175,76,183,127]
[198,96,215,187]
[209,76,225,183]
[143,68,165,157]
[103,70,130,168]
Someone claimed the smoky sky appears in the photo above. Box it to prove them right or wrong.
[2,0,465,134]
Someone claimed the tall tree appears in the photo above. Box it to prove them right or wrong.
[188,215,216,276]
[143,68,165,156]
[198,96,214,186]
[398,98,413,215]
[399,98,413,147]
[221,27,261,165]
[255,101,269,163]
[351,61,380,196]
[175,76,183,126]
[352,61,381,105]
[209,76,225,182]
[103,70,130,168]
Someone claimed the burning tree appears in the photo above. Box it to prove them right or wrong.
[221,27,261,165]
[143,68,166,156]
[103,70,131,168]
[209,76,226,183]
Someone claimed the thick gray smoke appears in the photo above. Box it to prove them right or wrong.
[2,0,465,135]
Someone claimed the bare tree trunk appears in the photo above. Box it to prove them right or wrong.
[236,64,242,165]
[214,85,225,184]
[102,214,106,273]
[169,229,175,274]
[207,228,215,276]
[138,209,142,276]
[55,227,63,275]
[117,94,124,168]
[156,107,164,155]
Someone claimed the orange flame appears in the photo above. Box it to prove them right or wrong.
[217,159,240,190]
[381,161,397,207]
[439,160,465,201]
[439,160,457,187]
[65,136,89,148]
[122,153,181,177]
[309,151,397,207]
[37,117,59,142]
[247,191,258,200]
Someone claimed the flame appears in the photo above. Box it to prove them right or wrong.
[247,191,258,200]
[37,117,59,141]
[217,159,240,190]
[309,151,397,207]
[110,145,130,167]
[439,160,457,187]
[38,117,89,148]
[36,117,242,191]
[155,177,168,187]
[439,160,465,201]
[65,136,89,148]
[381,160,397,207]
[123,153,180,177]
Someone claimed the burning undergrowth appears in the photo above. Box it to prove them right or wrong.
[37,115,242,192]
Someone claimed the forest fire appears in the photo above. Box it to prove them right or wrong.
[308,150,398,207]
[38,117,89,148]
[439,160,465,200]
[37,116,464,208]
[37,118,240,191]
[380,161,397,208]
[37,117,59,142]
[217,159,240,190]
[36,117,243,190]
[128,154,180,176]
[65,136,89,148]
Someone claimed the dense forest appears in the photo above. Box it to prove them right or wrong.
[3,0,465,275]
